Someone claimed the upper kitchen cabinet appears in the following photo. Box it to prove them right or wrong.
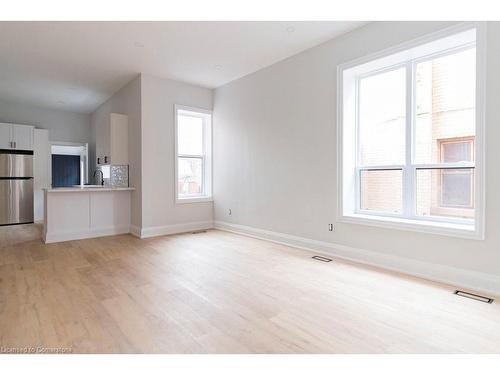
[0,123,10,149]
[0,123,34,150]
[110,113,129,165]
[12,124,34,150]
[96,113,128,165]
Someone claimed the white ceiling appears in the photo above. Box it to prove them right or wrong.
[0,21,366,114]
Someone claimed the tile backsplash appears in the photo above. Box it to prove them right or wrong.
[99,165,129,187]
[109,165,129,187]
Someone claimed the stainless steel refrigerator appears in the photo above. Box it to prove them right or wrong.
[0,150,34,225]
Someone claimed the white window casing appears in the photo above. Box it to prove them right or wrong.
[174,104,213,204]
[337,22,486,239]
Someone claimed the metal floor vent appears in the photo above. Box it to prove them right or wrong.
[454,290,494,304]
[312,255,333,263]
[191,230,207,234]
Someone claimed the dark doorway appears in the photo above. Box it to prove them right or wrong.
[51,154,81,187]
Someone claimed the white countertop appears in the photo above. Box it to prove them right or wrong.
[44,186,135,193]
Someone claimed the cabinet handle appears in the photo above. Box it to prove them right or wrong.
[104,156,108,164]
[97,157,101,164]
[14,141,16,148]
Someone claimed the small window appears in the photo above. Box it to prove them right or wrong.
[439,138,475,210]
[175,105,212,203]
[440,138,474,164]
[441,169,474,208]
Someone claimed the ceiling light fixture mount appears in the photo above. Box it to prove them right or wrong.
[286,26,295,33]
[134,42,145,48]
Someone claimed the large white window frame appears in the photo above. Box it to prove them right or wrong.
[174,104,213,204]
[337,23,486,239]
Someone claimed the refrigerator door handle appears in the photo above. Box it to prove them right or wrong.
[8,179,13,221]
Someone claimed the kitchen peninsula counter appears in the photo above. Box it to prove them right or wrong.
[43,187,134,243]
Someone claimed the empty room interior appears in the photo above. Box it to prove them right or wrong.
[1,19,500,357]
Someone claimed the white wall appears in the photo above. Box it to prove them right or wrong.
[213,22,500,290]
[140,73,213,231]
[0,98,90,143]
[33,128,50,221]
[90,76,142,228]
[90,73,213,234]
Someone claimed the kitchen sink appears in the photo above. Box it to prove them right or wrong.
[73,185,107,188]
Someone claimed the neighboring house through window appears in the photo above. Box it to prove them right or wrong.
[438,137,474,213]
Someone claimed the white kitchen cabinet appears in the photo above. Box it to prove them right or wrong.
[12,124,34,150]
[110,113,128,165]
[95,115,109,165]
[43,187,134,243]
[0,123,11,149]
[96,113,128,165]
[0,122,34,150]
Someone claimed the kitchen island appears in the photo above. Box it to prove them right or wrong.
[43,186,134,243]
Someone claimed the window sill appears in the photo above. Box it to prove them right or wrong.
[339,213,483,240]
[176,196,213,204]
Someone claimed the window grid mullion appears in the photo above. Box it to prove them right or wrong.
[178,154,204,159]
[202,116,206,196]
[354,77,361,211]
[403,62,415,218]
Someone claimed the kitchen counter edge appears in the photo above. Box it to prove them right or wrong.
[44,187,135,193]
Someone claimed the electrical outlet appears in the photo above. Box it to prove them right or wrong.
[328,223,334,231]
[228,209,232,215]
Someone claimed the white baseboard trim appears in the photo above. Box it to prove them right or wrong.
[138,220,214,239]
[214,220,500,297]
[130,224,142,238]
[44,225,131,244]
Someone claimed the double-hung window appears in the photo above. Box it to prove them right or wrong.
[338,24,485,238]
[175,105,212,203]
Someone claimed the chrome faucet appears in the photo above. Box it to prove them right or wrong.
[93,169,104,186]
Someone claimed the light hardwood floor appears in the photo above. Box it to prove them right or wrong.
[0,224,499,353]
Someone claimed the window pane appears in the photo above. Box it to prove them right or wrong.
[360,170,403,213]
[416,168,474,219]
[414,48,476,164]
[178,157,203,196]
[178,115,203,155]
[359,68,406,166]
[441,140,473,163]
